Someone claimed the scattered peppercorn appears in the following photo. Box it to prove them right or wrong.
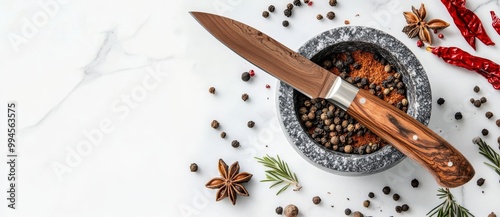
[486,111,493,119]
[242,93,249,101]
[482,129,489,136]
[231,140,240,148]
[316,14,323,20]
[247,121,255,128]
[489,212,497,217]
[395,205,403,213]
[438,33,444,38]
[417,40,424,47]
[282,20,289,27]
[329,0,337,6]
[411,179,419,188]
[363,200,370,208]
[293,0,301,6]
[481,96,487,103]
[284,204,299,217]
[211,120,220,129]
[497,119,500,127]
[276,206,283,215]
[474,85,480,93]
[190,163,198,172]
[402,204,409,212]
[266,84,271,88]
[353,211,364,217]
[262,11,269,18]
[312,196,321,204]
[382,186,391,195]
[437,97,445,105]
[470,98,475,104]
[307,1,313,6]
[455,112,463,120]
[284,9,292,17]
[326,11,335,20]
[474,100,482,107]
[241,72,251,81]
[220,132,226,138]
[287,3,294,10]
[344,20,350,25]
[344,208,352,215]
[392,193,400,201]
[249,69,255,76]
[368,192,375,198]
[304,0,309,3]
[477,178,485,186]
[268,5,275,12]
[208,86,216,94]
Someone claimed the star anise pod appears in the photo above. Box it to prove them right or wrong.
[205,159,253,205]
[402,3,450,45]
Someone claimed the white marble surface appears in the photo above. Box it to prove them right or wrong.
[1,0,500,216]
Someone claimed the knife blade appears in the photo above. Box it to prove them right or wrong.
[191,12,474,188]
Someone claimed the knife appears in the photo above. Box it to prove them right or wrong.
[190,12,474,188]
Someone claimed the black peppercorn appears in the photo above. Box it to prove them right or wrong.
[344,208,352,215]
[481,96,487,103]
[474,100,482,107]
[392,193,400,201]
[211,120,220,129]
[293,0,301,6]
[368,192,374,198]
[220,131,226,138]
[268,5,275,12]
[470,98,475,104]
[275,206,283,215]
[395,205,403,213]
[284,9,292,17]
[411,178,419,188]
[329,0,337,6]
[486,111,493,119]
[231,140,240,148]
[282,20,289,27]
[312,196,321,204]
[382,186,391,195]
[353,211,364,217]
[316,14,323,20]
[455,112,463,120]
[190,163,198,172]
[241,72,251,81]
[497,119,500,127]
[209,86,216,94]
[402,204,409,212]
[287,3,294,10]
[242,93,249,101]
[262,11,269,18]
[363,200,370,207]
[247,121,255,128]
[477,178,485,186]
[482,129,489,136]
[327,11,335,20]
[437,97,445,105]
[489,212,496,217]
[474,85,480,93]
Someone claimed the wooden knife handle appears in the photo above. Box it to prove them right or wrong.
[347,89,474,188]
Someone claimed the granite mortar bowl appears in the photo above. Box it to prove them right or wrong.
[277,26,432,175]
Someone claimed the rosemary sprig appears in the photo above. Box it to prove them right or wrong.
[427,188,474,217]
[255,154,302,195]
[473,137,500,176]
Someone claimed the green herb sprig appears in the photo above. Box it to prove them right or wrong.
[473,137,500,175]
[255,155,302,195]
[427,188,474,217]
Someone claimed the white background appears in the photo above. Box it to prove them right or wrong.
[1,0,500,216]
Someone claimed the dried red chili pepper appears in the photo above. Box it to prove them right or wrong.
[491,11,500,35]
[440,0,495,50]
[427,46,500,90]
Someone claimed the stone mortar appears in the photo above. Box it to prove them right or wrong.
[277,26,432,175]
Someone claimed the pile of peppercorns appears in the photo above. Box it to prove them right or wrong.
[296,50,408,154]
[262,0,338,27]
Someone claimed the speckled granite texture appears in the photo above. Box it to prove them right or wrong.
[278,26,432,176]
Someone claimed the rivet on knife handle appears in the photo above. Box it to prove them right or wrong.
[339,89,475,188]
